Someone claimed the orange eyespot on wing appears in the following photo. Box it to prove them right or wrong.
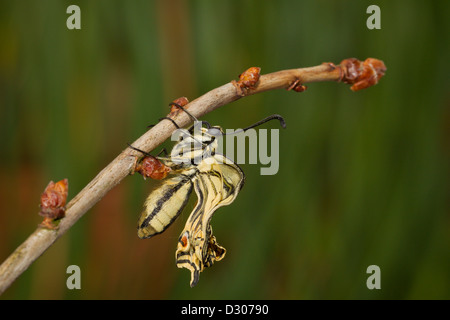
[181,232,189,248]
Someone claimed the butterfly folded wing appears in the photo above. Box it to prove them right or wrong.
[137,168,197,239]
[175,156,245,287]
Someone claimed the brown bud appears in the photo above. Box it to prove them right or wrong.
[340,58,386,91]
[287,79,307,92]
[39,179,68,229]
[232,67,261,96]
[238,67,261,88]
[136,156,171,180]
[170,97,190,115]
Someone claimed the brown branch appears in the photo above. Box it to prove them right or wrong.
[0,58,386,295]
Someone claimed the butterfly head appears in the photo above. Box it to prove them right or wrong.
[172,122,224,166]
[185,122,224,146]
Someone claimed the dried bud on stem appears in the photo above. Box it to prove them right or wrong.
[39,179,69,229]
[232,67,261,96]
[339,58,386,91]
[169,97,190,115]
[287,79,307,92]
[135,156,171,180]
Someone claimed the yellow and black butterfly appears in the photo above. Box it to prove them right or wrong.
[130,103,286,286]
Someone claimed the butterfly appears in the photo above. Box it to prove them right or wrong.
[129,103,286,286]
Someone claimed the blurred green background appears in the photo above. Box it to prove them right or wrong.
[0,0,449,299]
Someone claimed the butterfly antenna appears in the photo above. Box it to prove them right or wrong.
[222,114,286,136]
[242,114,286,131]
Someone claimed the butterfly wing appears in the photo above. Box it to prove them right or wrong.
[175,155,245,286]
[137,168,197,239]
